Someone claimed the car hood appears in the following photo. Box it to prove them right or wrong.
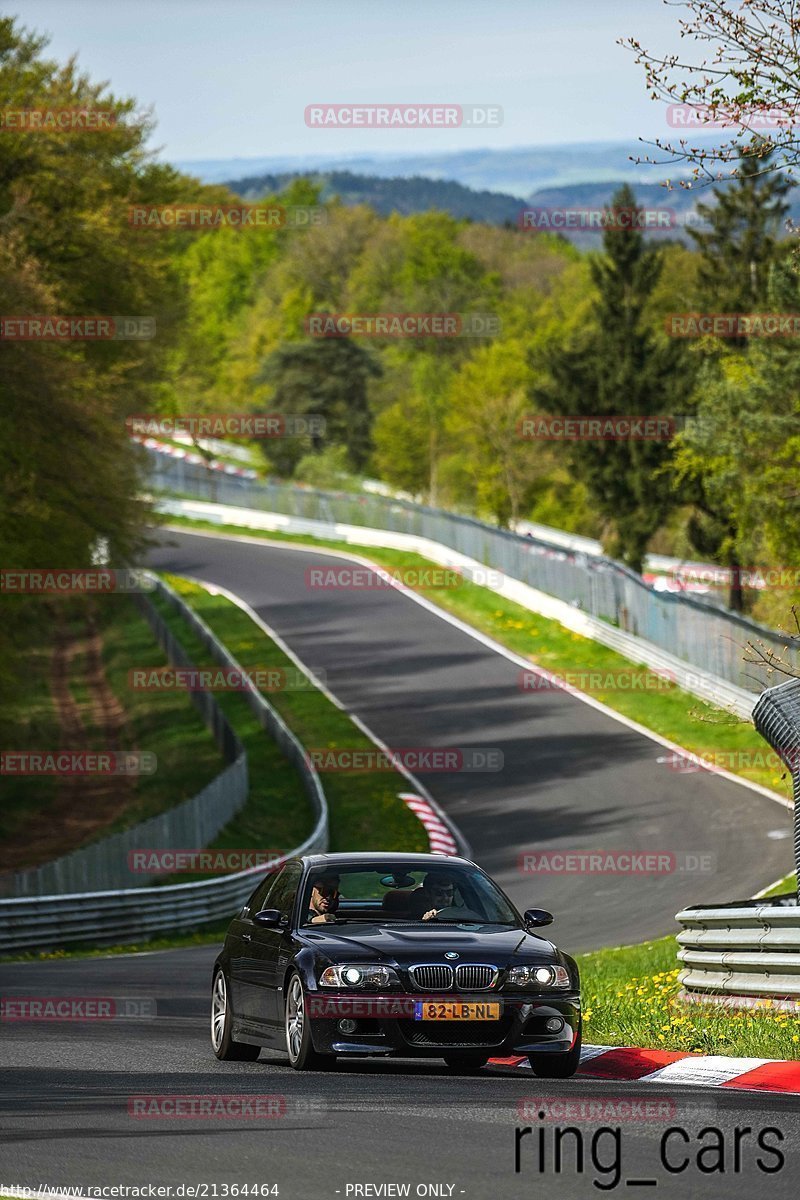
[298,923,558,964]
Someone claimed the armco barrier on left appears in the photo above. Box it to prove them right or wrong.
[0,573,329,952]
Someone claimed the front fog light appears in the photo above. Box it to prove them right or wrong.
[338,1018,358,1034]
[546,1016,564,1033]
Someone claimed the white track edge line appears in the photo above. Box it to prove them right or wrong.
[181,571,471,861]
[164,524,792,815]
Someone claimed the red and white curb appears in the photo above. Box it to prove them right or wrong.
[131,434,259,479]
[400,792,459,855]
[488,1045,800,1094]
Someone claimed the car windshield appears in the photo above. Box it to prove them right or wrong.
[300,862,518,926]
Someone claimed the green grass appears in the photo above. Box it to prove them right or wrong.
[151,575,426,868]
[762,872,797,898]
[578,936,800,1059]
[0,607,60,842]
[0,596,224,851]
[163,515,795,801]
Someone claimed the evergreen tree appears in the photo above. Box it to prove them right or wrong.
[688,142,792,337]
[680,144,792,608]
[257,336,381,476]
[532,184,695,573]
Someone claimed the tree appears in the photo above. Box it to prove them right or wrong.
[532,185,696,573]
[688,143,792,316]
[350,212,499,501]
[445,340,546,526]
[673,258,800,613]
[0,17,191,571]
[623,1,800,184]
[675,150,792,607]
[257,336,381,476]
[0,16,224,677]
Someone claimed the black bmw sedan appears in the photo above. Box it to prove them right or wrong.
[211,852,581,1075]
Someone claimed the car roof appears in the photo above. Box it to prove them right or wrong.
[301,852,475,869]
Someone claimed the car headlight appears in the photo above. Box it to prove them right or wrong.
[319,964,400,989]
[507,964,571,989]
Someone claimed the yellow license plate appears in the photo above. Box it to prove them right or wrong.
[413,1001,500,1021]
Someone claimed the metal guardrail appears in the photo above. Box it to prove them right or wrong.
[675,677,800,1005]
[147,450,797,697]
[0,574,329,952]
[677,896,800,1002]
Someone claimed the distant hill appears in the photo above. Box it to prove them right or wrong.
[228,169,523,224]
[175,138,708,196]
[224,168,799,248]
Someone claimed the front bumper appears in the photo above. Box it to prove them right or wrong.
[307,992,580,1057]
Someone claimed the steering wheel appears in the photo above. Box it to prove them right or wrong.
[432,906,483,921]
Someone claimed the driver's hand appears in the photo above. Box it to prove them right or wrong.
[310,913,336,924]
[422,908,439,920]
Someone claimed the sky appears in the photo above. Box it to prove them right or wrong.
[13,0,687,164]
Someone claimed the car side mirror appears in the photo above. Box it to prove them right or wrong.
[253,908,286,928]
[523,908,553,928]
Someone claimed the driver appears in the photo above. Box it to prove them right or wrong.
[308,872,341,924]
[407,871,459,921]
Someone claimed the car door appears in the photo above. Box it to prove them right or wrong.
[229,866,285,1026]
[247,861,303,1028]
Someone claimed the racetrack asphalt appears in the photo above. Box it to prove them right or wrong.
[145,528,792,951]
[2,947,799,1200]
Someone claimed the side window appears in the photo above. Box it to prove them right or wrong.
[268,862,303,920]
[247,864,286,916]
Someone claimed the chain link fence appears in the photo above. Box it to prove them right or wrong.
[147,450,798,696]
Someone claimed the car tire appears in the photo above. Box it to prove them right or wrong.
[211,969,260,1061]
[284,972,336,1071]
[442,1052,490,1072]
[528,1027,582,1078]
